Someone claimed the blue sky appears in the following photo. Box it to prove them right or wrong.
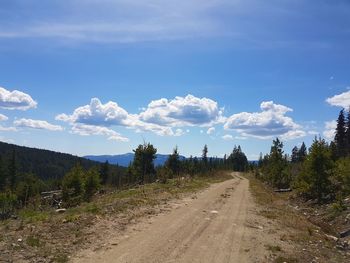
[0,0,350,159]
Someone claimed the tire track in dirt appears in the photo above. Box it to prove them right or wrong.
[73,173,274,263]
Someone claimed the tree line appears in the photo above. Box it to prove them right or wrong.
[0,140,249,219]
[256,107,350,204]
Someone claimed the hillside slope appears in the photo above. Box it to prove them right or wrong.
[0,141,124,181]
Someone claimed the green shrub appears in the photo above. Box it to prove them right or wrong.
[84,167,100,201]
[0,191,17,220]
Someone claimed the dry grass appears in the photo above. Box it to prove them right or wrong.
[0,171,232,263]
[246,173,347,263]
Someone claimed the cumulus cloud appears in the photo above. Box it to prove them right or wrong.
[71,124,129,142]
[138,95,224,127]
[326,90,350,108]
[14,118,63,131]
[222,134,233,140]
[57,95,219,138]
[56,98,129,126]
[122,114,178,136]
[207,127,215,135]
[0,87,37,110]
[323,120,336,140]
[224,101,305,140]
[0,113,8,121]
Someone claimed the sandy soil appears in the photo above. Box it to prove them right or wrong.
[73,173,292,263]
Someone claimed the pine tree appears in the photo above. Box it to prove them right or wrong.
[267,138,288,188]
[296,137,334,203]
[298,142,307,162]
[0,156,5,191]
[202,145,208,166]
[346,107,350,156]
[8,150,17,190]
[258,153,263,168]
[291,146,299,163]
[335,109,347,158]
[62,164,85,205]
[132,143,157,184]
[84,167,100,202]
[99,161,110,185]
[228,145,248,172]
[166,146,180,178]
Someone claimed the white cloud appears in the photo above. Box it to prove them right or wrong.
[174,128,185,136]
[326,90,350,108]
[308,130,319,135]
[122,114,178,136]
[57,95,223,138]
[280,130,306,140]
[0,126,16,132]
[207,127,215,134]
[222,134,233,141]
[224,101,305,140]
[0,114,16,131]
[0,136,14,143]
[71,124,129,142]
[56,98,129,126]
[323,120,336,140]
[0,114,8,121]
[14,118,63,131]
[0,87,37,110]
[138,94,225,127]
[56,98,175,136]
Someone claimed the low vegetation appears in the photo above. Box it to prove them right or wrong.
[256,108,350,205]
[248,174,347,262]
[0,171,232,262]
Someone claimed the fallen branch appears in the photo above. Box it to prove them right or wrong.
[339,228,350,238]
[274,188,292,193]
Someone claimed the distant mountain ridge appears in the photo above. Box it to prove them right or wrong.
[84,153,186,167]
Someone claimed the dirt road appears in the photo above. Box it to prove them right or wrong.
[73,173,281,263]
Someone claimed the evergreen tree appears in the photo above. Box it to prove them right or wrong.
[126,162,134,185]
[15,174,43,207]
[8,149,17,190]
[0,191,17,220]
[228,145,248,172]
[329,141,338,161]
[295,137,334,202]
[267,138,288,188]
[298,142,307,162]
[84,167,100,201]
[291,146,299,163]
[62,164,85,205]
[258,153,263,168]
[132,143,157,184]
[186,156,196,177]
[0,156,6,191]
[346,107,350,156]
[99,161,110,185]
[335,109,347,158]
[166,146,181,177]
[202,145,208,166]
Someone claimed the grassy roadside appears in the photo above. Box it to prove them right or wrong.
[246,173,348,263]
[0,171,232,263]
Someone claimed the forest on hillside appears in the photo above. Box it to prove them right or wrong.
[0,140,249,219]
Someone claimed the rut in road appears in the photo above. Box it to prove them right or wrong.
[74,173,255,263]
